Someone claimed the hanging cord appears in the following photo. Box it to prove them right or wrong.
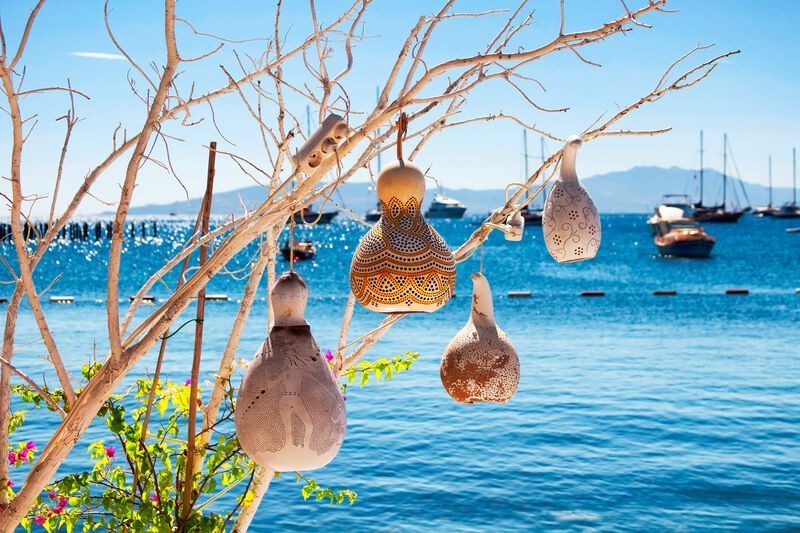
[289,192,296,272]
[396,112,408,161]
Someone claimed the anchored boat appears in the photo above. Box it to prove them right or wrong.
[425,193,467,219]
[292,205,338,224]
[280,240,317,261]
[519,131,547,226]
[693,132,747,223]
[772,148,800,219]
[649,195,715,258]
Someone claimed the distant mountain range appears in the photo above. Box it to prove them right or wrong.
[125,166,794,216]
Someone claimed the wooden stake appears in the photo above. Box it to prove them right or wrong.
[181,142,216,524]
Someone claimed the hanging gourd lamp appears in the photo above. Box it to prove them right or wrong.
[350,113,456,313]
[236,271,346,471]
[542,135,601,263]
[440,272,520,403]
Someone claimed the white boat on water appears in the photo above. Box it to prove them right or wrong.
[425,194,467,219]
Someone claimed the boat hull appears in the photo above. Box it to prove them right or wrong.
[521,209,543,226]
[693,208,744,223]
[655,237,714,258]
[425,206,467,219]
[292,210,338,224]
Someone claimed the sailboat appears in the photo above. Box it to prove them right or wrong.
[519,131,545,226]
[693,132,746,223]
[753,156,777,217]
[773,147,800,219]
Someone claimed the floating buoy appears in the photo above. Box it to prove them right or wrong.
[0,297,8,304]
[507,291,532,298]
[130,295,155,302]
[50,296,74,304]
[580,291,604,297]
[543,135,601,263]
[205,294,229,301]
[726,289,749,295]
[236,272,345,472]
[653,290,677,296]
[440,273,519,404]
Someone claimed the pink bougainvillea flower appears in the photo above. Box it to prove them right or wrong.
[105,446,115,458]
[343,396,347,402]
[25,441,35,450]
[52,506,63,515]
[324,349,334,361]
[7,452,16,465]
[150,493,160,502]
[47,490,57,499]
[185,379,192,386]
[7,480,13,487]
[19,452,27,463]
[33,515,45,525]
[58,496,67,508]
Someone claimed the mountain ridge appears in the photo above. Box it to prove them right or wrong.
[123,166,792,216]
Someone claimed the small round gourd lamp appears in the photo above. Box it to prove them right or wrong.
[350,158,456,313]
[236,272,346,471]
[542,135,601,263]
[440,272,519,403]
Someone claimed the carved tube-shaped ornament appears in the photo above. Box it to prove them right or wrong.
[542,135,601,262]
[440,272,520,403]
[235,272,345,471]
[350,158,456,313]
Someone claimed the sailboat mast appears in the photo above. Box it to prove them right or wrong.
[699,130,704,206]
[722,133,728,210]
[523,130,529,201]
[794,147,797,206]
[768,156,773,208]
[540,136,547,206]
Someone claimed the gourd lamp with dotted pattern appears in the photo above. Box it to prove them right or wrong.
[440,272,519,403]
[350,158,456,313]
[235,272,345,471]
[542,135,601,263]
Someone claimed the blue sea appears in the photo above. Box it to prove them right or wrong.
[4,214,800,531]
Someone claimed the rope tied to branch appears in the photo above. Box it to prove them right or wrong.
[396,111,408,161]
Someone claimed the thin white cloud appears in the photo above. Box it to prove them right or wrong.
[70,52,126,61]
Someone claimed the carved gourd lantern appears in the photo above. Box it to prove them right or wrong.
[350,154,456,313]
[542,135,601,263]
[440,272,520,403]
[236,272,345,471]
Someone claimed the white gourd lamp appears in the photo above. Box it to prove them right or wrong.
[440,272,520,403]
[236,271,346,471]
[542,135,601,263]
[350,113,456,313]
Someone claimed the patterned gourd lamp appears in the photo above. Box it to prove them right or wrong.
[350,114,456,313]
[440,272,519,403]
[542,135,601,262]
[236,272,345,471]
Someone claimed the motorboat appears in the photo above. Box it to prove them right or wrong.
[425,194,467,219]
[648,196,715,258]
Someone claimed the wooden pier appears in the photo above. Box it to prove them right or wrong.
[0,221,160,243]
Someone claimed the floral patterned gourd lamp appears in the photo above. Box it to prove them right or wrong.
[542,135,601,262]
[440,272,520,403]
[350,114,456,313]
[236,272,346,471]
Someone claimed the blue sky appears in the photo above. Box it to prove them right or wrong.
[1,0,798,215]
